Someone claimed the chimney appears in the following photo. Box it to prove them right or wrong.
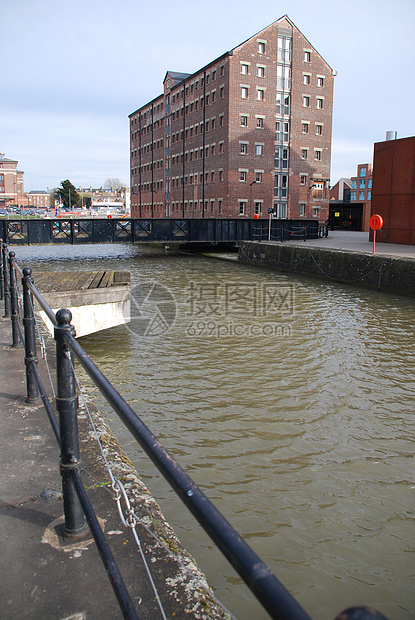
[386,131,397,141]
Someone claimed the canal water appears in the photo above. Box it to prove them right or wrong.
[14,243,415,620]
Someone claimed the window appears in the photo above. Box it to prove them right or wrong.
[277,36,292,62]
[359,191,365,200]
[367,190,371,200]
[257,89,265,100]
[303,96,310,107]
[313,208,319,217]
[359,179,365,188]
[313,182,324,198]
[219,114,224,127]
[316,97,324,109]
[303,74,311,85]
[240,143,248,154]
[220,86,224,98]
[239,201,246,215]
[219,169,224,181]
[240,115,248,127]
[258,41,265,54]
[351,179,357,189]
[256,144,263,155]
[277,65,291,90]
[351,191,356,201]
[302,123,309,134]
[256,117,264,128]
[360,167,367,177]
[299,203,306,217]
[368,178,372,188]
[275,203,287,219]
[239,170,247,182]
[257,66,265,77]
[241,63,249,75]
[315,150,322,161]
[316,124,323,135]
[317,76,324,87]
[241,87,249,99]
[301,149,308,160]
[256,172,263,183]
[275,147,289,168]
[300,175,307,185]
[219,141,224,154]
[276,93,290,115]
[304,51,311,62]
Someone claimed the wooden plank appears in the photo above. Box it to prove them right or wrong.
[71,271,97,290]
[98,271,114,288]
[87,271,105,289]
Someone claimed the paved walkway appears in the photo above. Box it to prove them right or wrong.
[0,315,226,619]
[287,230,415,259]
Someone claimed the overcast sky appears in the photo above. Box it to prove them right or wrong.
[1,0,414,191]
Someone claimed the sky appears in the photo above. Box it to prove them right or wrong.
[1,0,414,192]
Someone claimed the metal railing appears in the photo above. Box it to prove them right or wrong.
[0,238,388,620]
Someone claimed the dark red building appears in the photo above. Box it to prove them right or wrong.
[129,15,335,222]
[371,135,415,244]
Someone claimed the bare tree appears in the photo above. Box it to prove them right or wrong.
[104,178,125,190]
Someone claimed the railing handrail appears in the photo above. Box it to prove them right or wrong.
[61,326,311,620]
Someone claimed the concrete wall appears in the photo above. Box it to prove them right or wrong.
[238,241,415,295]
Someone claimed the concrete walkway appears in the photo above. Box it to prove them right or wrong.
[287,230,415,259]
[0,315,227,619]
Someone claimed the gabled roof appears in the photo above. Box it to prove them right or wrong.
[164,71,192,85]
[231,14,334,73]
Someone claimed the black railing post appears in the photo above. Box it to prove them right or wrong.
[9,252,23,347]
[2,241,10,317]
[54,308,87,538]
[0,240,3,301]
[22,267,40,402]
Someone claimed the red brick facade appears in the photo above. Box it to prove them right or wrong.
[129,15,335,221]
[371,136,415,244]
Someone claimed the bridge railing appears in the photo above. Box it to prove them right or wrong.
[0,217,320,245]
[1,239,387,620]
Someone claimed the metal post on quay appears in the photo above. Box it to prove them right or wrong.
[22,267,40,402]
[8,252,23,348]
[54,308,87,538]
[0,240,3,301]
[2,241,10,317]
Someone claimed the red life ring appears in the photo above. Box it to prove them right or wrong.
[369,214,383,230]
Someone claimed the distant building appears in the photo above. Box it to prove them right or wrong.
[371,134,415,244]
[129,15,335,221]
[0,154,24,208]
[330,178,351,201]
[25,190,51,208]
[329,164,372,231]
[350,163,372,231]
[76,186,130,213]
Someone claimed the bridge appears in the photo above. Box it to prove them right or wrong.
[0,217,320,246]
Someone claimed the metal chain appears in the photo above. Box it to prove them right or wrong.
[69,359,235,620]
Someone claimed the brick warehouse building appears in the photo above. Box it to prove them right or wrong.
[129,15,335,221]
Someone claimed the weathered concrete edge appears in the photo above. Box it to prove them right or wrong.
[77,396,228,618]
[36,320,229,619]
[238,241,415,296]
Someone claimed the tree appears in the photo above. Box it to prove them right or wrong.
[55,180,80,209]
[104,178,125,190]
